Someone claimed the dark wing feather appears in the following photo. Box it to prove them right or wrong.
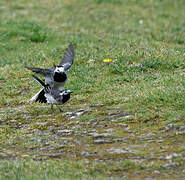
[59,43,75,71]
[32,75,46,87]
[25,66,53,76]
[35,89,47,103]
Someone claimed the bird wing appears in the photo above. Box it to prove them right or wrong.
[29,76,51,103]
[36,90,47,103]
[25,66,53,76]
[28,88,44,102]
[32,75,46,87]
[32,75,52,93]
[59,43,75,71]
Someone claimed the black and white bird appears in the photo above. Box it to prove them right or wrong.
[26,43,74,101]
[31,75,72,110]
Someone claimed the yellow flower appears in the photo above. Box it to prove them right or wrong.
[103,59,112,63]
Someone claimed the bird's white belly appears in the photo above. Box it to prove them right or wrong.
[53,81,65,91]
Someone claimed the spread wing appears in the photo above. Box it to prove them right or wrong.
[29,88,47,103]
[59,43,75,71]
[32,75,46,87]
[29,76,50,103]
[35,89,47,103]
[25,66,53,76]
[28,88,46,103]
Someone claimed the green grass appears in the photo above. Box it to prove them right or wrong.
[0,0,185,179]
[0,159,183,180]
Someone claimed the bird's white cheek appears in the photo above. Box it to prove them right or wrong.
[59,92,65,96]
[55,67,65,73]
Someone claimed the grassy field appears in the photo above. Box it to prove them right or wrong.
[0,0,185,179]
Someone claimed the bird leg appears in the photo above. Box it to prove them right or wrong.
[51,104,54,112]
[59,106,63,112]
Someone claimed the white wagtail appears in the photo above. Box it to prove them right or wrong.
[32,75,72,111]
[26,43,74,101]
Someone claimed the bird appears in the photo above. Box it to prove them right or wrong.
[26,43,74,101]
[31,74,72,111]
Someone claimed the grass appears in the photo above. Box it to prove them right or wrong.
[0,159,164,180]
[0,159,184,180]
[0,0,185,179]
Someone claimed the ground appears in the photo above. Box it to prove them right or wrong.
[0,0,185,179]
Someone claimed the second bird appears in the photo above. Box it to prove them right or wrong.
[32,75,72,110]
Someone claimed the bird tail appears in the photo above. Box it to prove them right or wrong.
[32,75,46,88]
